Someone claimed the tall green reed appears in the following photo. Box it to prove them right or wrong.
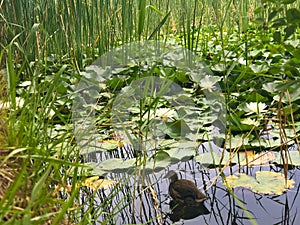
[1,0,283,69]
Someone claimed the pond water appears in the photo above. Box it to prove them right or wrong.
[80,144,300,225]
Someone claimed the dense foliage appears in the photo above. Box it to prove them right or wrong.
[0,0,300,224]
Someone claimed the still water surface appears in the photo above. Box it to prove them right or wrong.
[82,144,300,225]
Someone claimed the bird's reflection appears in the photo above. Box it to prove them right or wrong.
[168,200,210,222]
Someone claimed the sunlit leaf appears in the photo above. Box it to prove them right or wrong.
[142,108,177,121]
[100,140,120,151]
[239,151,275,166]
[224,173,257,189]
[224,171,295,195]
[262,81,280,93]
[82,176,118,190]
[19,80,32,87]
[254,171,294,194]
[144,139,178,152]
[211,63,226,72]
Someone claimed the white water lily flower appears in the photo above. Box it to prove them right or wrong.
[156,108,176,118]
[245,102,267,115]
[143,108,176,122]
[199,76,219,92]
[46,106,56,118]
[241,118,260,127]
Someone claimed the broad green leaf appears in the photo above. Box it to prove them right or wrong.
[224,171,295,195]
[142,156,171,172]
[268,10,279,23]
[273,31,281,43]
[165,119,190,138]
[250,64,268,73]
[99,158,136,171]
[167,142,195,161]
[272,18,286,28]
[228,135,249,149]
[284,25,297,40]
[250,138,282,148]
[195,151,231,166]
[273,151,300,166]
[286,8,300,23]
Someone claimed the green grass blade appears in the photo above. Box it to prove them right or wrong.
[147,11,171,40]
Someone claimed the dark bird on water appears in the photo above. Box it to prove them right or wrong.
[164,170,208,206]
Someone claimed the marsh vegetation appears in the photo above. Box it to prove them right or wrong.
[1,0,300,224]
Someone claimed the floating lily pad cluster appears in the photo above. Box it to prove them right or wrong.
[195,150,300,167]
[80,138,198,176]
[224,171,295,195]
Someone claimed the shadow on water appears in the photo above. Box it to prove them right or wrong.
[79,145,300,225]
[168,200,210,222]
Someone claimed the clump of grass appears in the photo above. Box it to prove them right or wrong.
[0,41,76,224]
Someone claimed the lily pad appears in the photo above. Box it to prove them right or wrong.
[273,151,300,166]
[195,151,232,166]
[254,171,294,194]
[224,171,295,195]
[224,173,257,189]
[99,158,136,172]
[100,140,120,151]
[82,176,118,190]
[168,147,195,162]
[250,64,269,74]
[250,138,282,148]
[239,151,276,166]
[228,135,250,149]
[144,139,178,151]
[141,157,171,172]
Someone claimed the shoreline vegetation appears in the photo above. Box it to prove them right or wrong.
[0,0,300,224]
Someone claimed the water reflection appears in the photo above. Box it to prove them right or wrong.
[78,146,300,224]
[168,200,210,222]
